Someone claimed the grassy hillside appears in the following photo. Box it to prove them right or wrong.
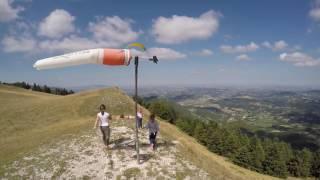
[0,85,135,165]
[0,85,277,179]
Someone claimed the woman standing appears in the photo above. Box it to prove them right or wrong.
[94,104,111,147]
[137,107,143,129]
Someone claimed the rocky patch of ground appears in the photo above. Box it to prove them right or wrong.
[2,124,209,179]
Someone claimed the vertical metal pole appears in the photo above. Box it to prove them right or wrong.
[134,56,140,164]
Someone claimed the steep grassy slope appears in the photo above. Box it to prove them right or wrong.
[0,85,277,179]
[0,85,135,165]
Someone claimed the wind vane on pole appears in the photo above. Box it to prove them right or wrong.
[127,42,158,164]
[33,43,159,164]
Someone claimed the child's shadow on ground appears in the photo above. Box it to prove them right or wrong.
[111,138,176,164]
[111,137,132,146]
[132,154,154,164]
[139,140,176,149]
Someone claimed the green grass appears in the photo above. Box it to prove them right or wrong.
[158,120,278,180]
[122,167,141,179]
[0,85,277,179]
[0,85,135,169]
[176,171,189,180]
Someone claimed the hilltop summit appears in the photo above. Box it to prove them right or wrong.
[0,85,275,179]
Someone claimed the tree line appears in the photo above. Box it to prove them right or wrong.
[0,81,74,96]
[141,98,320,178]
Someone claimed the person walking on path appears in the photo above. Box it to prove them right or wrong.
[144,114,159,150]
[94,104,111,147]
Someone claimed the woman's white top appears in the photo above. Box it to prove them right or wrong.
[137,112,143,119]
[98,112,109,126]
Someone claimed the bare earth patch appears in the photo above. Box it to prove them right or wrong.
[2,125,209,179]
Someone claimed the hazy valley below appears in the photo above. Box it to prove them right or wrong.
[135,87,320,151]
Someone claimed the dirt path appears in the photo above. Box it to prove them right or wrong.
[2,124,209,179]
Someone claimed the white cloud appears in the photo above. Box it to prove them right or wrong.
[1,14,142,53]
[309,0,320,22]
[262,41,272,48]
[89,16,141,46]
[273,40,288,51]
[0,0,23,22]
[1,35,36,52]
[236,54,251,61]
[38,9,75,38]
[132,47,186,60]
[220,42,259,54]
[292,45,302,51]
[195,49,213,56]
[279,52,320,67]
[152,10,221,44]
[310,8,320,21]
[37,16,141,52]
[261,40,288,51]
[146,47,186,60]
[2,33,187,60]
[38,35,103,52]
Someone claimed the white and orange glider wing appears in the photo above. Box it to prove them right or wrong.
[33,48,131,70]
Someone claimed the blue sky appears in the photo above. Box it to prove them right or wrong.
[0,0,320,88]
